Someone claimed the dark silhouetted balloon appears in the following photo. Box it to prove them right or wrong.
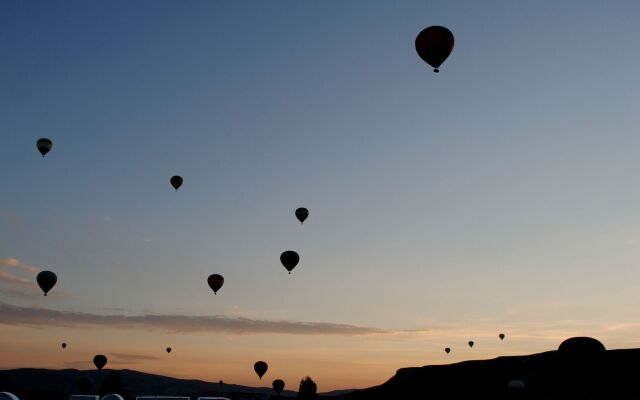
[444,347,451,354]
[507,379,525,391]
[62,343,67,349]
[208,274,224,294]
[37,271,57,296]
[295,208,309,224]
[415,26,454,73]
[102,395,124,400]
[280,251,299,274]
[499,333,505,340]
[170,176,183,191]
[468,341,474,348]
[166,347,171,353]
[36,138,53,157]
[272,379,285,394]
[558,336,606,354]
[93,354,107,370]
[76,377,94,393]
[254,361,268,379]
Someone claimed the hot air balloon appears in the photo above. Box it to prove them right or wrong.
[444,347,451,354]
[273,379,285,395]
[170,176,183,191]
[61,343,67,349]
[295,208,309,224]
[468,341,474,348]
[499,333,505,340]
[415,26,454,73]
[507,379,525,391]
[93,354,107,370]
[0,392,20,400]
[166,347,172,354]
[208,274,224,294]
[254,361,268,379]
[280,251,299,274]
[102,395,124,400]
[36,138,53,157]
[76,377,94,393]
[36,271,57,296]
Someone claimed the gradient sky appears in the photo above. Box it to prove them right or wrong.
[2,0,640,392]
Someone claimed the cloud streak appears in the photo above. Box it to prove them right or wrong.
[0,269,34,287]
[0,302,387,336]
[0,257,40,273]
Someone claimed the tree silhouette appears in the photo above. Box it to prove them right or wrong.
[297,376,317,400]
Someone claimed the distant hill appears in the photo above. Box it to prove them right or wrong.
[4,345,640,400]
[0,368,297,400]
[344,347,640,400]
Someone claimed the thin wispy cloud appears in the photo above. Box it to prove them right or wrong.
[0,257,41,296]
[110,353,160,362]
[0,257,40,273]
[0,270,33,286]
[0,302,388,335]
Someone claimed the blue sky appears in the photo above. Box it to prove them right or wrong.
[2,0,640,389]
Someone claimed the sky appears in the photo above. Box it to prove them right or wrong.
[1,0,640,392]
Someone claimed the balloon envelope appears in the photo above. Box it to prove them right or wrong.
[208,274,224,294]
[499,333,505,340]
[272,379,285,394]
[415,26,454,72]
[170,176,183,190]
[254,361,268,379]
[62,343,67,349]
[76,377,94,393]
[280,251,299,274]
[101,395,124,400]
[36,138,53,157]
[444,347,450,354]
[166,347,171,353]
[468,341,474,348]
[93,354,107,370]
[0,392,20,400]
[507,379,525,391]
[36,271,57,296]
[295,208,309,224]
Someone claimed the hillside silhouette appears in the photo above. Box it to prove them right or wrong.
[0,369,300,400]
[3,338,640,400]
[344,341,640,399]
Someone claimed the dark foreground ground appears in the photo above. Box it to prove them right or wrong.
[2,345,640,400]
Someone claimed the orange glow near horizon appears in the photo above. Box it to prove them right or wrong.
[3,322,640,391]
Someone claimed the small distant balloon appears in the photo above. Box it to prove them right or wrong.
[272,379,285,394]
[468,341,474,348]
[295,208,309,224]
[93,354,107,370]
[170,176,183,191]
[62,343,67,349]
[444,347,450,354]
[166,347,172,354]
[207,274,224,294]
[36,270,57,296]
[36,138,53,157]
[254,361,268,379]
[415,26,454,73]
[280,251,299,274]
[499,333,505,341]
